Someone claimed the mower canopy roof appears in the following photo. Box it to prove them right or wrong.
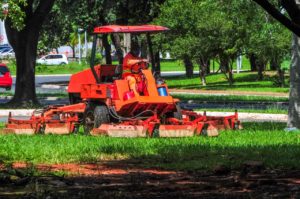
[93,25,169,34]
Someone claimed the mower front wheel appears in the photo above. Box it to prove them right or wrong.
[94,105,110,128]
[83,105,110,135]
[83,106,95,135]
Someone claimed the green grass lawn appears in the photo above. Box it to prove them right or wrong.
[172,94,288,102]
[166,71,290,93]
[3,56,261,75]
[160,59,185,71]
[8,62,91,75]
[0,122,299,171]
[5,60,184,75]
[173,94,288,114]
[195,108,287,114]
[4,55,289,75]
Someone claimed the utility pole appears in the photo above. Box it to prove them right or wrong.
[237,54,242,74]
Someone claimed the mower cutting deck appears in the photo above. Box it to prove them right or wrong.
[1,25,241,137]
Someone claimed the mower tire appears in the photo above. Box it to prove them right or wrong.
[94,105,110,128]
[83,105,110,135]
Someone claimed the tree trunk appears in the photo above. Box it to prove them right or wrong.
[220,57,234,85]
[5,22,40,105]
[71,45,76,58]
[277,68,285,87]
[197,58,208,86]
[249,53,257,71]
[270,59,278,70]
[183,55,194,78]
[111,34,123,65]
[271,58,285,87]
[154,51,161,77]
[288,34,300,129]
[102,34,112,64]
[207,60,211,74]
[4,0,55,107]
[256,59,265,81]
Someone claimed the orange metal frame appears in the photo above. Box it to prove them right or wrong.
[4,103,86,134]
[68,65,177,117]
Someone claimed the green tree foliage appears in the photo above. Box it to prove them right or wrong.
[38,0,165,63]
[156,0,290,85]
[156,0,246,85]
[0,0,26,29]
[243,1,291,81]
[38,1,73,55]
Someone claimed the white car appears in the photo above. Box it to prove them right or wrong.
[37,54,69,65]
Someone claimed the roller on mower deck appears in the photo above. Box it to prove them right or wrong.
[1,25,241,137]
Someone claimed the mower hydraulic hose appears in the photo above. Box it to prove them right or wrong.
[108,107,155,121]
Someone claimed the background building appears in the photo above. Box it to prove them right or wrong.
[0,20,8,45]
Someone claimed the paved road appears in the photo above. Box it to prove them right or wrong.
[3,74,71,93]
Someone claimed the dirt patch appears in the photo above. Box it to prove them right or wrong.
[0,161,300,198]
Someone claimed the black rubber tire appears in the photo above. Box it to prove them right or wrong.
[83,105,95,135]
[94,105,110,128]
[83,105,110,135]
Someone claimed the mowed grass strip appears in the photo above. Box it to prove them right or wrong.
[0,122,299,171]
[166,72,290,93]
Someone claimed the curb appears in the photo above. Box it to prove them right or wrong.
[41,84,68,89]
[0,109,35,117]
[201,111,287,123]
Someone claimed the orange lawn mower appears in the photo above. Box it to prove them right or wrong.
[2,25,241,137]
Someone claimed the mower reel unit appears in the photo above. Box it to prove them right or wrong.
[1,25,241,137]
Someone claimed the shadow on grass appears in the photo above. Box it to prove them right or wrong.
[4,164,297,199]
[1,123,300,198]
